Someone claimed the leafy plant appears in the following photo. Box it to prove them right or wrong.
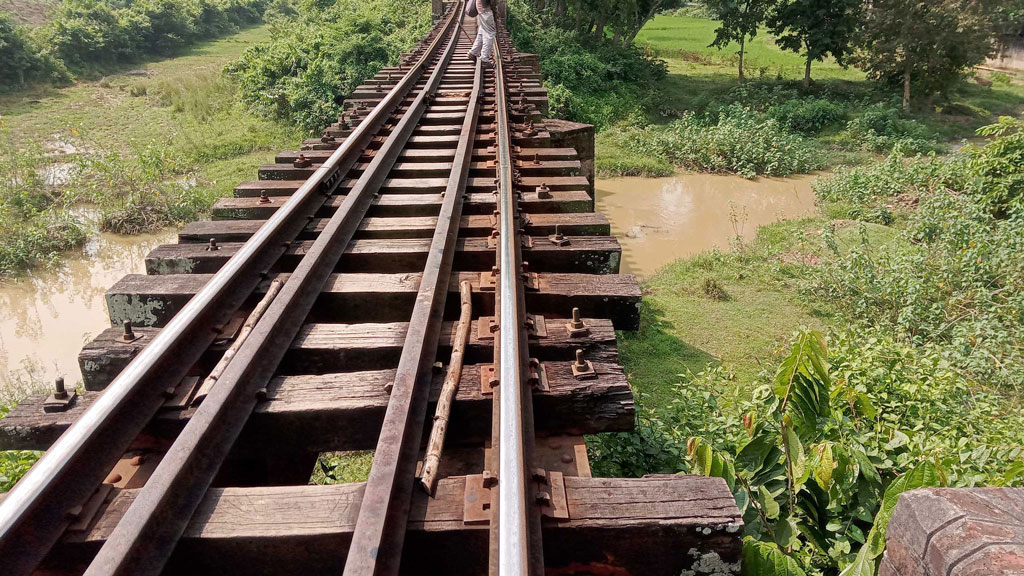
[0,404,42,493]
[227,0,430,131]
[623,104,825,177]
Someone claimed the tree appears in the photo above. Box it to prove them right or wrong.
[768,0,861,87]
[854,0,995,110]
[705,0,777,81]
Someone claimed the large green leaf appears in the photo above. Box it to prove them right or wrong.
[863,460,943,558]
[774,331,832,441]
[742,538,807,576]
[783,422,807,485]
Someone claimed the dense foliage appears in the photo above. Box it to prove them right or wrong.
[227,0,430,131]
[0,13,69,87]
[767,0,860,86]
[507,0,667,129]
[620,104,825,177]
[517,0,683,47]
[853,0,995,109]
[590,119,1024,575]
[0,405,41,493]
[1,0,270,89]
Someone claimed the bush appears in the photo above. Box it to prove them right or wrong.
[0,129,88,276]
[838,104,940,154]
[766,97,847,135]
[813,153,956,222]
[507,0,667,129]
[623,104,826,178]
[814,119,1024,389]
[75,144,218,234]
[0,13,70,89]
[227,0,430,131]
[39,0,269,78]
[593,330,1024,575]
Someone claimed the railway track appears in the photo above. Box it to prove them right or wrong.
[0,3,742,574]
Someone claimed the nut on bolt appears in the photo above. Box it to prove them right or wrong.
[566,307,589,337]
[121,320,141,342]
[44,376,77,413]
[258,191,272,205]
[54,376,68,400]
[293,154,313,169]
[535,183,551,199]
[206,238,219,252]
[571,348,597,380]
[548,225,570,246]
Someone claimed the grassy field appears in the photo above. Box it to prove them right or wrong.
[596,14,1024,177]
[617,216,902,411]
[1,23,298,168]
[0,23,302,276]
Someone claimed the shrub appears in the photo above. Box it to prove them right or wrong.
[814,120,1024,389]
[0,129,88,276]
[593,330,1024,574]
[838,104,940,154]
[507,0,667,129]
[766,97,847,134]
[75,143,219,234]
[623,104,825,178]
[0,13,69,89]
[813,153,956,222]
[40,0,269,78]
[227,0,430,131]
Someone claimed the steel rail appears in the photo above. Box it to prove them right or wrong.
[343,10,480,575]
[491,38,545,576]
[79,7,466,576]
[0,8,458,576]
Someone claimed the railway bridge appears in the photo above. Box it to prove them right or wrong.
[0,3,747,575]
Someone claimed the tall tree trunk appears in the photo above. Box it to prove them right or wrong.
[903,64,911,110]
[738,36,746,82]
[595,14,606,40]
[624,1,661,47]
[613,28,622,45]
[804,54,812,87]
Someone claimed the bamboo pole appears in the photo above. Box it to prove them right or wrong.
[191,279,285,406]
[420,280,473,496]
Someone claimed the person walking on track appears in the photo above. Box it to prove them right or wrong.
[468,0,496,67]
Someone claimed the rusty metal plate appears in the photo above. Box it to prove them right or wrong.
[539,471,570,520]
[479,364,498,395]
[479,270,496,292]
[528,360,549,392]
[463,474,491,524]
[162,376,201,410]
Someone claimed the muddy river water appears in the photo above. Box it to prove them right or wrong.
[0,230,175,400]
[0,172,819,401]
[597,173,820,277]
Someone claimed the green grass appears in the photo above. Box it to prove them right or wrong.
[597,14,1024,176]
[636,14,863,83]
[618,217,902,411]
[0,23,302,277]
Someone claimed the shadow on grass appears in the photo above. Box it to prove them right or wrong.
[619,298,719,411]
[587,299,722,478]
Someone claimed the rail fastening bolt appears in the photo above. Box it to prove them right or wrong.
[54,377,67,400]
[123,320,136,340]
[569,307,585,331]
[574,349,587,371]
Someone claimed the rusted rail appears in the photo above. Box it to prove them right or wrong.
[0,3,745,575]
